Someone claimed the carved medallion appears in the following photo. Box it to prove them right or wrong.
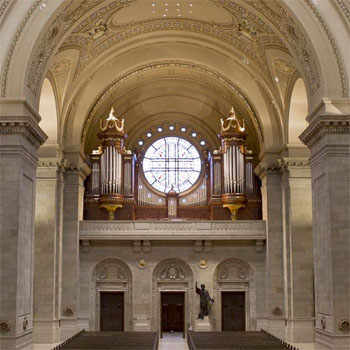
[274,59,294,74]
[52,59,71,74]
[160,263,186,280]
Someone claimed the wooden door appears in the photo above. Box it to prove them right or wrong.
[222,291,245,331]
[100,292,124,331]
[161,292,184,333]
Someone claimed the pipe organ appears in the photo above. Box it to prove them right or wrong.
[219,107,248,220]
[84,107,261,221]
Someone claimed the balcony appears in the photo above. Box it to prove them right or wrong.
[79,220,266,241]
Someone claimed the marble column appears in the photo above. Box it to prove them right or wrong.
[279,157,314,342]
[60,156,90,340]
[255,162,285,338]
[0,101,47,349]
[300,114,350,350]
[33,159,67,343]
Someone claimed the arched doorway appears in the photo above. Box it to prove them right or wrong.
[213,258,256,331]
[90,258,133,331]
[152,258,194,336]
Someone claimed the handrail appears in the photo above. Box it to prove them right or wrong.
[261,329,300,350]
[51,329,85,350]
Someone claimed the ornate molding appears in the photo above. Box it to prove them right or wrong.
[64,162,91,179]
[0,118,47,147]
[334,0,350,23]
[1,0,44,97]
[81,60,264,143]
[303,0,348,97]
[278,157,310,169]
[299,115,350,147]
[38,158,70,169]
[79,220,266,241]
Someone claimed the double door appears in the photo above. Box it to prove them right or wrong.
[161,292,185,334]
[222,291,245,331]
[100,292,124,331]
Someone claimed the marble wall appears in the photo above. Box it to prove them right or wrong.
[78,240,266,334]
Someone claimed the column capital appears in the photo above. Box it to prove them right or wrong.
[0,115,47,148]
[300,114,350,148]
[254,162,280,179]
[278,157,311,178]
[64,162,91,180]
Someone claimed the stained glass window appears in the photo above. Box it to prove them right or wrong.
[143,137,202,193]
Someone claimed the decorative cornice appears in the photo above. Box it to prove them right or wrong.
[277,157,310,169]
[0,118,47,147]
[299,115,350,147]
[254,162,280,178]
[38,157,70,169]
[64,162,91,179]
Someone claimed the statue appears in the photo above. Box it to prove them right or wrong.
[195,282,214,319]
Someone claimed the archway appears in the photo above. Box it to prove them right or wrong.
[90,258,133,331]
[152,258,194,334]
[213,258,256,331]
[288,77,308,147]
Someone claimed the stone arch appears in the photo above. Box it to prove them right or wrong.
[151,258,194,333]
[213,257,256,331]
[90,257,133,331]
[39,77,59,151]
[287,76,308,146]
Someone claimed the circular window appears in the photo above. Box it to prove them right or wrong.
[143,137,202,193]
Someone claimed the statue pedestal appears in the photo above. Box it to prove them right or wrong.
[195,316,211,331]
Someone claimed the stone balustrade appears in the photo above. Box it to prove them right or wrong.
[79,220,266,241]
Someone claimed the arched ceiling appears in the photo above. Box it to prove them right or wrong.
[1,0,348,158]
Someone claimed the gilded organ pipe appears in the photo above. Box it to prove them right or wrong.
[218,106,247,220]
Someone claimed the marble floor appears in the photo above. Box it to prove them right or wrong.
[159,332,189,350]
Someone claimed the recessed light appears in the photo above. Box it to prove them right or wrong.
[169,125,175,131]
[190,3,193,6]
[191,132,197,137]
[163,14,166,17]
[138,140,144,146]
[178,14,181,16]
[152,3,155,6]
[189,10,192,13]
[200,140,206,146]
[177,8,180,11]
[165,8,168,11]
[181,127,186,132]
[146,132,152,138]
[274,77,279,82]
[157,127,163,132]
[152,10,155,13]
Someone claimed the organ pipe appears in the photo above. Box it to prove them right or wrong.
[97,107,131,220]
[218,106,247,220]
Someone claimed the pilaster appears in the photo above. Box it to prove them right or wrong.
[279,157,314,343]
[300,114,350,350]
[255,161,284,338]
[60,157,90,340]
[33,159,68,343]
[0,101,47,350]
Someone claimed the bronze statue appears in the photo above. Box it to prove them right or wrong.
[195,282,214,319]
